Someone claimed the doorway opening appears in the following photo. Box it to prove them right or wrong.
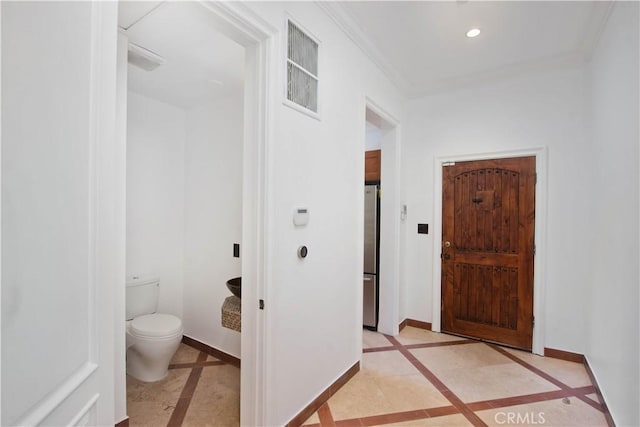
[116,2,272,425]
[121,2,245,424]
[362,103,401,337]
[363,116,381,331]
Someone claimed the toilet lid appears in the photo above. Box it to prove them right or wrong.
[131,314,182,338]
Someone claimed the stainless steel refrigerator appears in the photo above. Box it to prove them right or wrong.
[363,184,379,329]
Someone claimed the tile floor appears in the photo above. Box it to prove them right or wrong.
[303,327,609,427]
[127,328,609,427]
[126,343,240,427]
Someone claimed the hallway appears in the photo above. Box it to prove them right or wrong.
[302,327,608,426]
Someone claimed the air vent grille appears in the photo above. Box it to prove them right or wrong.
[286,20,319,114]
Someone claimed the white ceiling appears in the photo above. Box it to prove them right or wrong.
[119,1,244,110]
[327,1,613,97]
[118,1,613,107]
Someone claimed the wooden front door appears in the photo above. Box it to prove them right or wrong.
[441,157,535,350]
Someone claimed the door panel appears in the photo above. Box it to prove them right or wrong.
[1,2,118,425]
[442,157,535,350]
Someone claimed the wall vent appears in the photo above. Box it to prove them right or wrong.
[286,20,319,115]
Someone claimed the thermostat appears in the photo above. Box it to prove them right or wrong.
[293,207,309,226]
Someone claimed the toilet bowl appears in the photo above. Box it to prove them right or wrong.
[126,313,183,382]
[125,276,183,382]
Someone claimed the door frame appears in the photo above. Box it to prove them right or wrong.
[115,2,276,425]
[431,147,547,355]
[363,98,402,336]
[161,3,277,425]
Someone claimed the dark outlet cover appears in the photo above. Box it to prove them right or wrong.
[417,223,429,234]
[233,243,240,258]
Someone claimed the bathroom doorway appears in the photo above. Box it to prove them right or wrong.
[116,2,270,425]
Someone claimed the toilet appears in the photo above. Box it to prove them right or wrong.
[126,276,183,382]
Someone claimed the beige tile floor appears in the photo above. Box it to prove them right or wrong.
[126,343,240,427]
[126,368,191,426]
[303,327,609,427]
[126,328,609,427]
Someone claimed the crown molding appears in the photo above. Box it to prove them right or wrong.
[316,1,614,100]
[315,1,412,96]
[579,0,615,61]
[407,50,587,99]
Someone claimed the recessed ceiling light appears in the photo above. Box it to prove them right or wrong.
[466,28,481,38]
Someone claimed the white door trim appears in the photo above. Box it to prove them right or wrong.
[193,3,277,425]
[1,3,4,423]
[431,147,547,355]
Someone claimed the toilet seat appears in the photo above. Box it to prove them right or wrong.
[130,313,182,338]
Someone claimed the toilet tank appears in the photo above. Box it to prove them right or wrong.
[126,276,160,320]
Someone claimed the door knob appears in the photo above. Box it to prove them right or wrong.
[443,253,451,260]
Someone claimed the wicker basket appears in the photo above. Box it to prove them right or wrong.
[221,296,241,332]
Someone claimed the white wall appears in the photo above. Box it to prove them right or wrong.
[402,64,591,353]
[126,91,185,318]
[183,95,243,358]
[126,88,244,358]
[127,88,244,360]
[241,3,405,425]
[365,122,382,151]
[586,3,639,426]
